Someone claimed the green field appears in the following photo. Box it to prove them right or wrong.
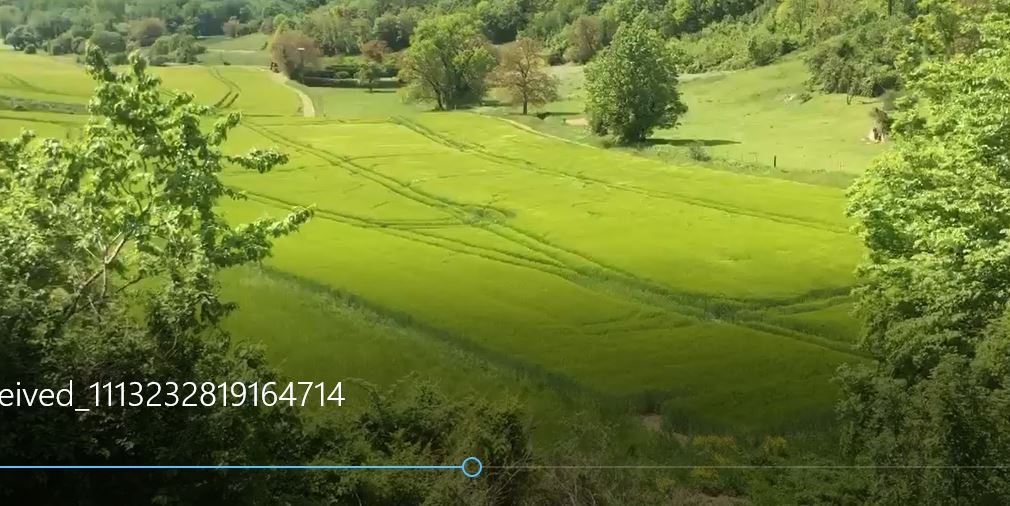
[492,55,885,186]
[0,52,866,441]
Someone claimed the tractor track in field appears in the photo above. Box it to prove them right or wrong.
[392,116,849,235]
[207,66,243,109]
[241,119,861,356]
[238,189,571,274]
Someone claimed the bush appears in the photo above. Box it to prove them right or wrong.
[71,35,87,54]
[149,54,170,66]
[24,43,36,54]
[48,33,73,55]
[688,142,711,161]
[747,29,780,66]
[88,30,126,54]
[107,52,128,65]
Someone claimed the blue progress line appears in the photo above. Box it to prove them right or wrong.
[0,457,485,478]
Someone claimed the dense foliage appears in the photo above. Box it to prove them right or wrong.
[806,17,910,97]
[842,6,1010,504]
[585,20,686,143]
[401,13,495,110]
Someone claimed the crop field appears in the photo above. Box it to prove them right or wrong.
[0,54,866,438]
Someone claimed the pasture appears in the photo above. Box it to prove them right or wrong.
[501,55,885,185]
[0,50,866,442]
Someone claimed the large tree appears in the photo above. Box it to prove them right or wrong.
[494,37,559,115]
[270,30,321,81]
[584,20,686,144]
[400,13,496,110]
[841,12,1010,505]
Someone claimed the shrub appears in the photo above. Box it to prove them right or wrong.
[71,35,86,54]
[88,30,126,54]
[48,32,73,55]
[747,29,780,66]
[23,43,36,54]
[688,142,711,161]
[129,17,165,47]
[149,54,170,66]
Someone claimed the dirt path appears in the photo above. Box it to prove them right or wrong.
[265,69,316,118]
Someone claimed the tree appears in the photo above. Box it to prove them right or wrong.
[48,32,73,55]
[222,16,240,38]
[303,6,368,56]
[775,0,814,35]
[477,0,526,44]
[151,33,206,64]
[494,37,559,115]
[841,13,1010,505]
[27,10,71,41]
[359,38,389,62]
[0,5,22,38]
[584,21,686,144]
[401,13,496,110]
[4,24,37,51]
[88,30,126,54]
[270,30,321,81]
[565,15,602,63]
[806,18,910,97]
[129,17,165,46]
[356,60,382,92]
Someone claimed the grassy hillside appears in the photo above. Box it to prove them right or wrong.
[200,33,273,66]
[0,56,865,441]
[493,56,886,186]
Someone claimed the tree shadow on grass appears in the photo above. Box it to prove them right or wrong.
[642,138,741,147]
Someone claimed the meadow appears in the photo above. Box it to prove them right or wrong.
[493,55,885,187]
[0,46,867,448]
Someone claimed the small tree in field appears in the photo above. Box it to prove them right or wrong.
[356,61,382,92]
[271,30,320,81]
[584,21,686,144]
[495,37,558,115]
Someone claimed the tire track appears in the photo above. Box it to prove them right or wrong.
[240,119,861,356]
[393,116,849,235]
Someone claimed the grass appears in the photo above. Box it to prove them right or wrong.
[0,48,96,104]
[202,33,271,52]
[493,55,886,186]
[1,53,868,444]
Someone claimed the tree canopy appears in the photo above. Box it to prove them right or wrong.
[401,13,495,110]
[494,37,559,115]
[841,9,1010,504]
[584,20,687,143]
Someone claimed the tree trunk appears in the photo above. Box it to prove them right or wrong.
[522,100,528,115]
